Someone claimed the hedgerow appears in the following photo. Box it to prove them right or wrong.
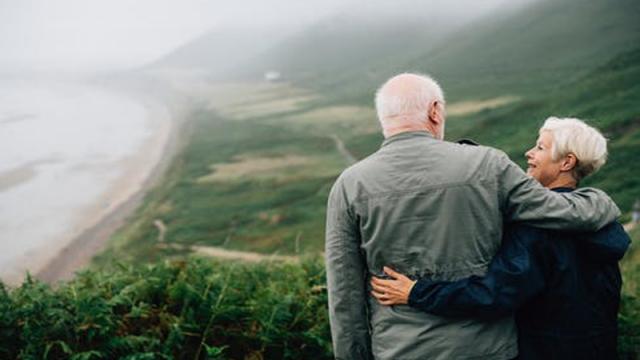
[2,254,638,359]
[0,257,331,360]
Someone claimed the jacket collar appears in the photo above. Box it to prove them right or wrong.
[381,131,435,148]
[550,187,576,193]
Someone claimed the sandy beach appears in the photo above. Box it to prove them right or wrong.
[31,91,187,285]
[0,82,187,286]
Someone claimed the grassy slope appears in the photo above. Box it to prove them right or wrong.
[410,0,640,99]
[338,46,640,210]
[94,86,359,264]
[446,47,640,209]
[95,47,640,272]
[96,0,640,261]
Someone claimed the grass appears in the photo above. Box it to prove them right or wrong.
[94,95,351,265]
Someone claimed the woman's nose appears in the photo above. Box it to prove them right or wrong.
[525,148,533,159]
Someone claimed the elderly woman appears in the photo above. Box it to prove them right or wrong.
[371,117,630,359]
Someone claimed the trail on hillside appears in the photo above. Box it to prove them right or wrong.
[330,134,357,165]
[157,243,298,263]
[176,134,354,263]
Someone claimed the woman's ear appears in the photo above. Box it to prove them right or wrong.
[561,153,577,171]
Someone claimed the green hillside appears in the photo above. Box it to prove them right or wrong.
[407,0,640,99]
[93,0,640,263]
[432,47,640,209]
[91,49,640,281]
[299,0,640,103]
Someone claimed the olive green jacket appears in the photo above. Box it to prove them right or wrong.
[325,131,620,360]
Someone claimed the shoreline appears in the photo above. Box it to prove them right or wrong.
[30,88,190,285]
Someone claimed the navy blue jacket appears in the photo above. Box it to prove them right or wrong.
[408,188,631,359]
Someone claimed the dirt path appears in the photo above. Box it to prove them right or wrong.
[330,134,357,165]
[157,243,298,263]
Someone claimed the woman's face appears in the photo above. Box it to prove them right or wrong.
[525,131,564,187]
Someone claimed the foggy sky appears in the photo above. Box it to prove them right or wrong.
[0,0,532,73]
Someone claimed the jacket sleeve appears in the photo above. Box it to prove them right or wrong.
[582,221,631,262]
[408,225,549,319]
[325,177,372,360]
[494,150,620,231]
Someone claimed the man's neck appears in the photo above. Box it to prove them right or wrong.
[384,125,436,139]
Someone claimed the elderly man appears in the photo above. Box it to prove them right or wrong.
[325,73,620,360]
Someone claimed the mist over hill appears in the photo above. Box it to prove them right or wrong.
[296,0,640,103]
[147,26,292,78]
[149,0,536,84]
[151,0,640,103]
[407,0,640,99]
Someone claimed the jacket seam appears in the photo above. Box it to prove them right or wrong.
[352,178,497,204]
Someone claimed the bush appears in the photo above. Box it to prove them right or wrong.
[0,258,331,360]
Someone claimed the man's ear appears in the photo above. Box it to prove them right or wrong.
[561,153,577,171]
[428,100,442,125]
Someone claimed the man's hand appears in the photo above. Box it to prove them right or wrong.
[370,266,417,306]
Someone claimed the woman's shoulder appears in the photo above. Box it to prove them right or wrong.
[504,223,553,240]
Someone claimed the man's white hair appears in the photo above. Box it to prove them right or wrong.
[375,73,445,128]
[540,117,607,182]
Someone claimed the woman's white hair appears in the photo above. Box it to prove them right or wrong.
[375,73,445,128]
[540,117,607,182]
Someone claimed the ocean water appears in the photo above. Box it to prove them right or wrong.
[0,79,160,279]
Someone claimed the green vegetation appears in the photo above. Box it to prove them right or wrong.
[102,47,640,260]
[0,258,331,359]
[620,226,640,357]
[94,103,348,265]
[2,232,639,359]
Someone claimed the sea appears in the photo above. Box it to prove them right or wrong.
[0,77,164,282]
